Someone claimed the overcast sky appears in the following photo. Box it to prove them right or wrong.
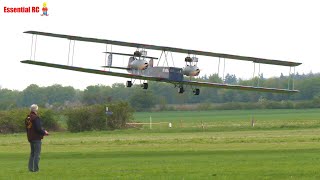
[1,0,319,90]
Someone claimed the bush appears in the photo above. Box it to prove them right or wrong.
[106,101,134,129]
[0,108,28,133]
[197,103,211,111]
[0,108,60,133]
[40,109,60,131]
[65,105,106,132]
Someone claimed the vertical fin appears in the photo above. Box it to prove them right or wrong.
[149,59,154,67]
[128,57,135,68]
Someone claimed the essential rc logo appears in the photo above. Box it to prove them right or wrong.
[3,2,48,16]
[41,2,49,16]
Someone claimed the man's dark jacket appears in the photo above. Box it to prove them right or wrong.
[25,112,46,142]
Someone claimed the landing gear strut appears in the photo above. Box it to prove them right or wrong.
[178,86,184,94]
[193,88,200,95]
[126,81,132,87]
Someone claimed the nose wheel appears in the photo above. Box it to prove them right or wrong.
[142,83,148,89]
[178,86,184,93]
[126,81,132,87]
[193,88,200,95]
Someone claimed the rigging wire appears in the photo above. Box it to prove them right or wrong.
[110,45,112,71]
[288,66,292,90]
[33,35,38,60]
[170,52,175,67]
[157,50,164,66]
[30,35,34,60]
[67,40,71,65]
[222,58,226,83]
[257,63,261,87]
[293,67,295,90]
[104,44,108,71]
[164,51,169,67]
[252,62,256,86]
[217,57,221,76]
[71,41,76,66]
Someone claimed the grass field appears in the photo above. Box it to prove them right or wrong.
[0,109,320,179]
[134,109,320,131]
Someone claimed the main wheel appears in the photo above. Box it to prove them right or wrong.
[126,81,132,87]
[143,83,148,89]
[178,87,184,94]
[193,88,200,95]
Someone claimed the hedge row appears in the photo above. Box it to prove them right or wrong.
[0,108,59,133]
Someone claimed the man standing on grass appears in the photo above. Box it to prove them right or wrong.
[25,104,49,172]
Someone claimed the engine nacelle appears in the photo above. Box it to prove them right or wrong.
[128,57,148,70]
[182,65,200,76]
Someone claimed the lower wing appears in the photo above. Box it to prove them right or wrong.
[21,60,298,93]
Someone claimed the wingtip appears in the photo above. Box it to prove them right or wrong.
[20,60,32,63]
[24,30,40,34]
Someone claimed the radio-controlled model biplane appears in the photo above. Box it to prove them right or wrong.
[21,31,301,95]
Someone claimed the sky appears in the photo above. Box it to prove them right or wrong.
[0,0,319,91]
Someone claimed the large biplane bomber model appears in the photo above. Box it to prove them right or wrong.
[21,31,301,95]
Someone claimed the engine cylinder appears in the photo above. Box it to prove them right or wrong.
[182,65,200,76]
[134,51,142,57]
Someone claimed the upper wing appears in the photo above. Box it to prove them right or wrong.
[21,60,298,93]
[24,31,301,67]
[104,52,158,59]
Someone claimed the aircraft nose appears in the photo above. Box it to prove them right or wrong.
[196,69,200,75]
[143,63,148,70]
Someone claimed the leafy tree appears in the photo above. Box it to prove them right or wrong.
[45,84,76,105]
[224,74,237,84]
[129,90,157,111]
[82,85,112,105]
[0,88,20,110]
[20,84,46,107]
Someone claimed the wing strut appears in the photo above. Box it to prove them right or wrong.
[29,34,38,61]
[222,58,226,84]
[292,67,296,90]
[104,44,108,71]
[157,50,165,66]
[287,66,296,90]
[66,39,76,66]
[217,57,221,77]
[29,34,34,60]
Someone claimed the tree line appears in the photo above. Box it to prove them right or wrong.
[0,72,319,111]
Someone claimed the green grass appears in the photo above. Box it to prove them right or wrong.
[1,109,320,179]
[134,109,320,131]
